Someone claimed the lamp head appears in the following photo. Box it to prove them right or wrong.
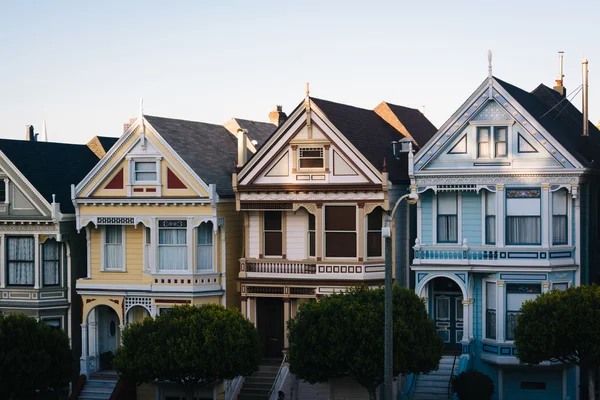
[406,191,419,205]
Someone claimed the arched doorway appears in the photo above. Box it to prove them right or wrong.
[429,277,463,353]
[84,305,121,372]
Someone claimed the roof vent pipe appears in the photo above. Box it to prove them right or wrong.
[583,58,589,136]
[237,128,248,167]
[554,51,566,96]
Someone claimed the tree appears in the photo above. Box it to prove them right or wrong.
[113,304,260,400]
[514,285,600,400]
[287,285,444,400]
[0,313,72,399]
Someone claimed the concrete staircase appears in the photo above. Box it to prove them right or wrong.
[413,355,459,400]
[238,358,281,400]
[78,370,118,400]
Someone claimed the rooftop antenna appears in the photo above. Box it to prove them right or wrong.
[582,58,589,136]
[41,120,48,142]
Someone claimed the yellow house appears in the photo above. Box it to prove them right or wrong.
[73,111,276,398]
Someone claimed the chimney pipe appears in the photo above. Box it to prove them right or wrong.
[237,128,248,167]
[269,105,287,126]
[25,125,35,141]
[583,58,589,136]
[553,51,566,96]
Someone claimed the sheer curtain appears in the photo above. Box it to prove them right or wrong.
[552,190,568,245]
[197,222,213,271]
[43,240,60,286]
[485,191,496,244]
[159,229,187,270]
[7,237,34,285]
[437,192,457,243]
[506,196,541,245]
[105,226,123,270]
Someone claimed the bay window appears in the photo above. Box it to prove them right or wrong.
[197,221,213,271]
[506,189,541,245]
[264,212,282,256]
[486,282,496,339]
[7,236,34,286]
[367,207,383,257]
[552,189,568,245]
[158,220,187,270]
[485,191,496,244]
[506,283,541,341]
[42,239,60,286]
[437,192,457,243]
[104,226,124,270]
[325,206,356,258]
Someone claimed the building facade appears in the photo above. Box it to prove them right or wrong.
[409,70,600,400]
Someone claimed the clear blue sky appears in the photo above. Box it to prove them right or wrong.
[1,0,598,144]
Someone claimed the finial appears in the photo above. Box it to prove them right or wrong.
[305,82,310,97]
[382,157,387,172]
[488,50,493,78]
[140,98,144,116]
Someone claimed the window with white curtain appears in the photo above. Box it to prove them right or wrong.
[552,190,568,245]
[506,189,541,245]
[158,220,187,271]
[42,239,60,286]
[506,283,541,341]
[437,192,457,243]
[477,127,490,158]
[7,236,34,285]
[477,126,508,159]
[197,221,213,271]
[144,227,151,271]
[104,226,123,270]
[486,282,496,339]
[485,191,496,245]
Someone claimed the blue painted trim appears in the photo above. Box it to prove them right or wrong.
[417,273,428,283]
[500,273,547,280]
[507,252,539,258]
[456,273,466,283]
[483,344,498,354]
[550,251,572,259]
[500,347,511,355]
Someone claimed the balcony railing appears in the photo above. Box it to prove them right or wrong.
[239,258,384,280]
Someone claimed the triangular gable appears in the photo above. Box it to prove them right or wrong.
[76,118,212,199]
[415,77,582,172]
[238,99,382,186]
[0,154,52,216]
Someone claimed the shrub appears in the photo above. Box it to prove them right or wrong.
[451,370,494,400]
[99,351,115,370]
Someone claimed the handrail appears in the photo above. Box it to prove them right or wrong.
[268,353,288,399]
[447,355,458,399]
[224,375,245,400]
[69,374,86,400]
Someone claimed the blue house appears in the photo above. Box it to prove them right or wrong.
[408,60,600,400]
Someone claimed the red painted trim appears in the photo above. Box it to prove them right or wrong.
[104,169,124,190]
[167,167,187,189]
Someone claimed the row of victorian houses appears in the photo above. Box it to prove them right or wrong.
[0,55,598,400]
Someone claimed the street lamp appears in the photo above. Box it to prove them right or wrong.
[381,137,418,400]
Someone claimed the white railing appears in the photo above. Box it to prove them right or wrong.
[246,261,316,274]
[268,353,289,400]
[224,376,245,400]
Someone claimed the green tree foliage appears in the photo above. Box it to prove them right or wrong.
[113,304,260,400]
[451,370,494,400]
[287,285,444,400]
[0,313,72,399]
[514,284,600,400]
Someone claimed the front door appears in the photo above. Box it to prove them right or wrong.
[256,297,284,358]
[434,294,463,352]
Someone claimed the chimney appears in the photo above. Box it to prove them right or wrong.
[582,57,589,136]
[123,118,137,133]
[237,128,248,167]
[25,125,36,141]
[553,51,566,97]
[268,105,287,126]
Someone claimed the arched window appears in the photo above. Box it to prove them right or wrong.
[197,221,213,271]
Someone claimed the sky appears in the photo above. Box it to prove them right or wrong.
[0,0,599,144]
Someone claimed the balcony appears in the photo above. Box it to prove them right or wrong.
[412,239,575,268]
[239,258,384,281]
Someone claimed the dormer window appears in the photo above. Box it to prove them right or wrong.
[134,161,157,182]
[298,148,324,169]
[477,126,508,159]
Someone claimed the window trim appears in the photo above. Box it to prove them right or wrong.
[551,281,570,291]
[133,160,159,184]
[436,192,459,244]
[101,225,127,272]
[41,316,64,330]
[505,282,542,342]
[324,204,358,260]
[196,221,214,272]
[551,189,569,246]
[157,221,188,272]
[505,188,541,246]
[42,239,61,287]
[483,190,496,245]
[471,121,513,160]
[307,212,316,259]
[366,208,383,259]
[263,211,284,258]
[6,235,35,287]
[297,147,325,170]
[483,280,497,340]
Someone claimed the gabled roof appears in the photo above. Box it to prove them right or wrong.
[145,115,239,196]
[311,97,437,183]
[495,77,600,167]
[379,102,438,147]
[232,119,277,149]
[0,139,106,213]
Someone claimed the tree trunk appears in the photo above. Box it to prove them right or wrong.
[185,387,195,400]
[589,366,596,400]
[367,386,377,400]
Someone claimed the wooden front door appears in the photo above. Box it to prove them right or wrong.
[257,297,284,358]
[434,294,463,352]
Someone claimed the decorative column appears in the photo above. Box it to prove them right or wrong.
[542,281,550,294]
[248,297,256,327]
[283,298,291,349]
[357,204,365,262]
[3,179,8,204]
[89,322,98,358]
[461,299,471,346]
[187,218,194,273]
[0,234,5,288]
[541,184,550,247]
[80,324,89,375]
[241,296,248,318]
[496,280,505,342]
[34,234,40,289]
[496,185,505,247]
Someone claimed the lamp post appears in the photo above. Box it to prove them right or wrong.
[381,137,418,400]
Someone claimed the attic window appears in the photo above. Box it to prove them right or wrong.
[134,162,157,182]
[298,148,324,169]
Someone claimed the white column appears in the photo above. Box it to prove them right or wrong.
[496,280,505,342]
[462,299,470,343]
[187,218,194,273]
[3,179,8,204]
[85,226,91,278]
[284,298,291,349]
[0,234,5,288]
[34,234,40,289]
[496,185,505,247]
[89,321,98,357]
[542,281,550,294]
[80,323,89,375]
[151,218,158,274]
[541,184,550,247]
[241,297,248,318]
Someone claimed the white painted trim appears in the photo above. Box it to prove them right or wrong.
[457,191,463,244]
[432,193,437,245]
[496,280,505,343]
[100,225,127,272]
[220,223,226,307]
[541,185,549,247]
[575,195,581,286]
[34,234,40,289]
[85,226,91,278]
[496,186,505,247]
[417,198,422,243]
[0,234,4,288]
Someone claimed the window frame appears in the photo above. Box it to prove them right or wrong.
[475,124,510,160]
[102,225,126,272]
[366,207,383,258]
[324,205,357,259]
[436,192,458,244]
[308,213,316,259]
[484,281,497,340]
[551,189,569,246]
[551,281,570,291]
[505,283,542,342]
[133,160,159,183]
[505,188,541,246]
[263,211,283,257]
[42,239,61,287]
[297,147,325,170]
[157,220,188,271]
[6,235,35,286]
[484,191,496,245]
[197,221,214,272]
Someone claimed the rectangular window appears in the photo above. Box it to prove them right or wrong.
[552,282,569,291]
[264,212,283,256]
[144,227,151,271]
[494,127,507,157]
[437,192,457,243]
[477,127,490,158]
[158,221,187,270]
[486,282,496,339]
[105,226,123,270]
[308,213,315,258]
[134,161,157,182]
[506,189,541,245]
[7,236,34,286]
[42,240,60,286]
[197,222,213,271]
[367,208,383,257]
[43,319,62,329]
[506,283,541,341]
[298,148,324,169]
[485,191,496,244]
[0,182,5,203]
[325,206,356,258]
[552,190,568,245]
